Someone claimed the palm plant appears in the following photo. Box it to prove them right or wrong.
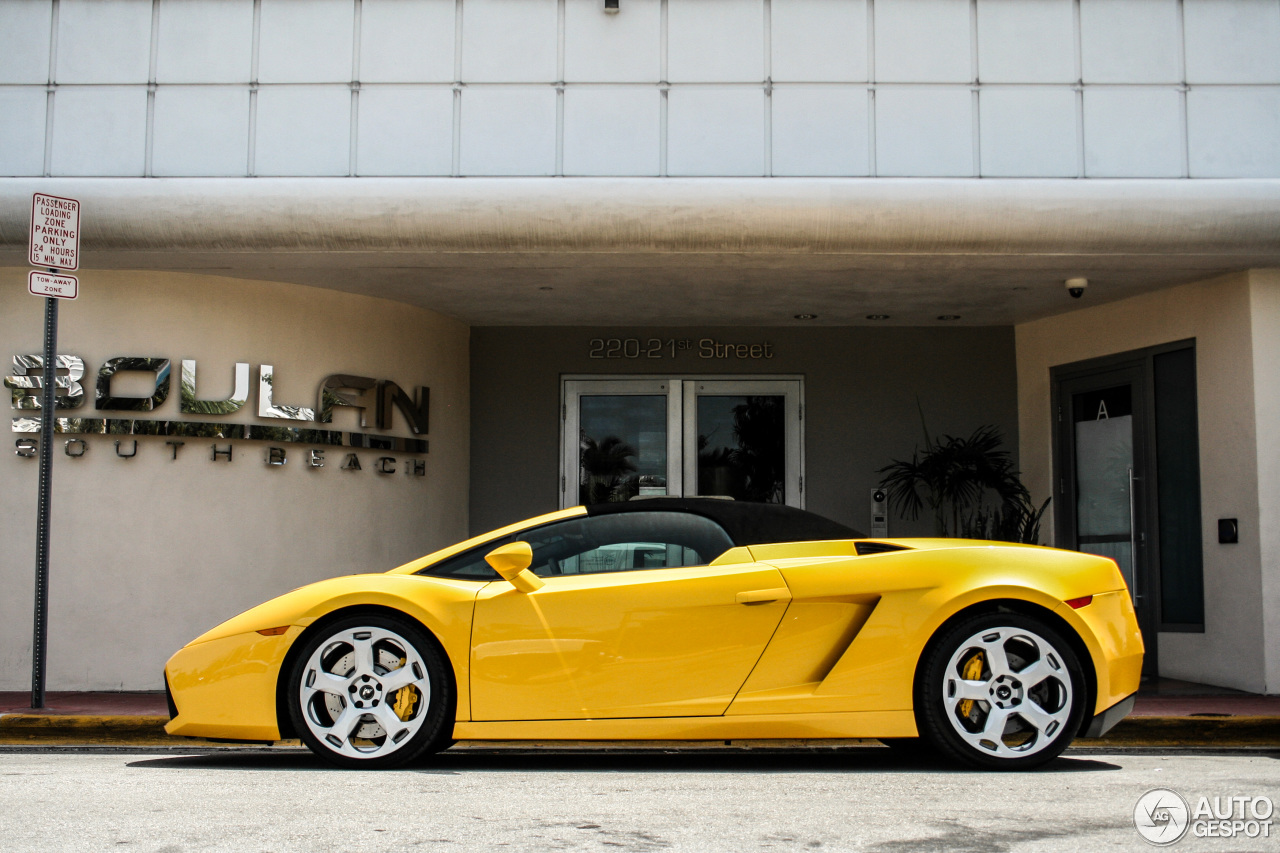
[877,419,1049,544]
[579,433,638,504]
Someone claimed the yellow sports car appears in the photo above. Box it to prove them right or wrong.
[164,499,1143,770]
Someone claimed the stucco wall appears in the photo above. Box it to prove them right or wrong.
[470,325,1019,539]
[1015,271,1268,692]
[1248,270,1280,693]
[0,269,469,690]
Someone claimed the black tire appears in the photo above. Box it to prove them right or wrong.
[286,613,454,769]
[914,611,1087,771]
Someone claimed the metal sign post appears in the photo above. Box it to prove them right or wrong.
[27,193,80,710]
[32,293,58,709]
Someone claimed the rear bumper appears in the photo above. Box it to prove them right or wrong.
[1083,692,1135,738]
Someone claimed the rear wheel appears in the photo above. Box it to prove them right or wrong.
[287,614,453,769]
[915,612,1086,770]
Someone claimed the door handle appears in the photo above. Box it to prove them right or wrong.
[736,587,791,605]
[1128,466,1141,604]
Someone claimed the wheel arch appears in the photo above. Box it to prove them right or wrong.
[911,598,1098,738]
[274,603,459,740]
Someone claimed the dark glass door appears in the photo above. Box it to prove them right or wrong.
[1058,366,1157,675]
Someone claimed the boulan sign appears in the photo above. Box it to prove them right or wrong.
[7,355,429,474]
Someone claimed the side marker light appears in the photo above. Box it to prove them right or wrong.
[1065,596,1093,609]
[256,626,290,636]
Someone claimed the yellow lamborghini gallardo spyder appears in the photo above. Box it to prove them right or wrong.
[164,499,1143,770]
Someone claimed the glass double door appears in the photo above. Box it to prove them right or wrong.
[562,379,804,509]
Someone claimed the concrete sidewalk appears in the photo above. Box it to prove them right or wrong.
[2,680,1277,749]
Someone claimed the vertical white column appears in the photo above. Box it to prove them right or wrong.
[44,0,60,177]
[969,0,980,176]
[452,0,464,176]
[248,0,262,176]
[867,0,877,176]
[1072,0,1084,178]
[145,0,160,177]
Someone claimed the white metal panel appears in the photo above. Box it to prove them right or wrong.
[979,87,1077,177]
[874,86,973,176]
[155,0,254,84]
[360,0,456,83]
[50,87,147,176]
[563,87,661,176]
[1183,0,1280,84]
[564,0,661,83]
[356,85,454,175]
[770,85,869,176]
[0,87,47,176]
[152,86,250,176]
[1188,88,1280,178]
[258,0,354,84]
[668,87,766,176]
[770,0,867,83]
[976,0,1075,84]
[0,1,53,84]
[874,0,971,83]
[1079,0,1181,84]
[460,85,557,175]
[255,86,352,176]
[1083,87,1183,177]
[56,0,152,84]
[667,0,765,83]
[461,0,558,83]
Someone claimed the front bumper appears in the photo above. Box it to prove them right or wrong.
[163,628,299,741]
[1083,692,1136,738]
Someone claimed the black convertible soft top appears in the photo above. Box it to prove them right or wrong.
[585,498,863,547]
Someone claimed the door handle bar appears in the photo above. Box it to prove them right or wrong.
[1128,466,1140,603]
[736,587,791,605]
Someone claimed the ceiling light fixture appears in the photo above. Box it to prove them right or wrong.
[793,313,817,320]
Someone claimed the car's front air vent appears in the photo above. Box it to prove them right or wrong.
[856,541,911,556]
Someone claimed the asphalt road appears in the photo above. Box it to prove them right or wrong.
[0,748,1276,852]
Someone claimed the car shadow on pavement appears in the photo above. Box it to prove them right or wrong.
[126,748,1121,774]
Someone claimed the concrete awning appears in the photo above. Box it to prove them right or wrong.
[3,177,1279,325]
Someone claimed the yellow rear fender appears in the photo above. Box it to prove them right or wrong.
[773,544,1130,715]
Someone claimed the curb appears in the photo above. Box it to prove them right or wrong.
[3,713,1279,749]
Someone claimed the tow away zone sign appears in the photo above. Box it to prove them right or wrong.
[29,192,80,271]
[28,270,78,300]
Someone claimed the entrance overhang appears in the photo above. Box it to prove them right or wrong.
[3,177,1279,326]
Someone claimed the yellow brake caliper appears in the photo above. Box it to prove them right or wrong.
[957,651,984,719]
[392,657,419,721]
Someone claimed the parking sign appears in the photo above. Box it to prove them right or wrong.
[29,193,80,271]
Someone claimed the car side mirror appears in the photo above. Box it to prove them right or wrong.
[484,541,544,593]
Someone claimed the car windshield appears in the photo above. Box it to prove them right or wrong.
[418,511,735,579]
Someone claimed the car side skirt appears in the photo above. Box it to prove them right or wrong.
[452,710,917,741]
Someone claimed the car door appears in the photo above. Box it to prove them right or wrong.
[468,511,791,721]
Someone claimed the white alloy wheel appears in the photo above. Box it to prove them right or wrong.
[293,620,440,766]
[914,612,1087,770]
[940,626,1075,760]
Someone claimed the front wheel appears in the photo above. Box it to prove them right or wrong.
[914,612,1087,770]
[286,614,453,769]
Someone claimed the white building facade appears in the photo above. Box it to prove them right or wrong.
[1,0,1278,695]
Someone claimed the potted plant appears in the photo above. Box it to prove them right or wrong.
[877,421,1050,544]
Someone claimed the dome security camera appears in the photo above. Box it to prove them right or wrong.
[1066,277,1088,299]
